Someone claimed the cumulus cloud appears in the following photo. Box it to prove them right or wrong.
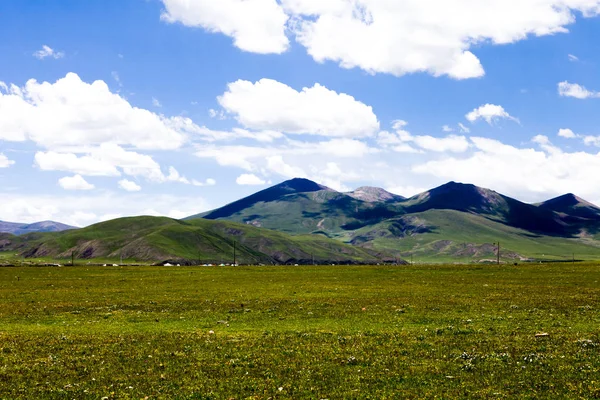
[34,144,166,181]
[558,128,578,138]
[377,121,468,153]
[413,135,600,201]
[33,45,64,60]
[118,179,142,192]
[161,0,600,79]
[0,73,186,150]
[58,175,95,191]
[217,78,380,137]
[466,104,519,125]
[0,193,210,227]
[169,118,284,142]
[568,54,579,62]
[458,123,471,133]
[442,125,454,132]
[0,153,15,168]
[160,0,289,54]
[558,81,600,99]
[236,173,267,185]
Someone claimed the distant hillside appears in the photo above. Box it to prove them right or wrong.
[0,220,76,235]
[346,187,405,203]
[6,216,390,265]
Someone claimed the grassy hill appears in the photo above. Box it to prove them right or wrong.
[3,216,388,265]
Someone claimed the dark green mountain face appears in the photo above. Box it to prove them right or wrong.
[186,178,600,262]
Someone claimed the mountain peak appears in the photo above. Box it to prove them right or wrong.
[538,193,600,219]
[275,178,331,193]
[346,186,405,202]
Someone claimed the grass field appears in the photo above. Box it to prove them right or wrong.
[1,264,600,399]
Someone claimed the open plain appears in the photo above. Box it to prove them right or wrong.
[1,263,599,399]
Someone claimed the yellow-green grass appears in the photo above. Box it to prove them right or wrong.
[1,264,600,398]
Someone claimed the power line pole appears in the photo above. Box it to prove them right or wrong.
[497,242,500,265]
[71,251,74,267]
[233,240,236,266]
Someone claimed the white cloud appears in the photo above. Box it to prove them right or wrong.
[466,104,519,125]
[558,128,578,138]
[170,119,284,143]
[162,0,600,79]
[236,173,267,185]
[118,179,142,192]
[386,185,426,198]
[218,78,380,137]
[58,175,95,191]
[0,73,186,150]
[192,178,217,187]
[266,155,308,179]
[0,153,14,168]
[35,144,166,181]
[558,81,600,99]
[0,193,210,227]
[160,0,289,54]
[413,135,600,201]
[458,123,471,133]
[442,125,454,132]
[152,97,162,107]
[377,122,468,153]
[413,135,470,153]
[568,54,580,62]
[33,45,64,60]
[166,166,190,184]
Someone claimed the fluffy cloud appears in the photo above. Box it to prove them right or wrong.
[236,173,267,185]
[0,153,15,168]
[169,118,284,142]
[34,144,165,181]
[558,128,577,138]
[58,175,95,191]
[413,135,600,201]
[118,179,142,192]
[0,73,186,150]
[161,0,600,79]
[217,79,380,137]
[160,0,289,54]
[377,121,468,153]
[33,45,64,60]
[0,193,210,227]
[466,104,519,125]
[558,81,600,99]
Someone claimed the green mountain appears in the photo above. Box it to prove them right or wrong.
[188,179,600,262]
[2,216,389,265]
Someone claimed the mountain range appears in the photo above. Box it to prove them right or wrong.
[188,178,600,262]
[3,178,600,264]
[0,220,75,235]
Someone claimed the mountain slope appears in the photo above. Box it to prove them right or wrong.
[9,216,389,264]
[188,178,400,236]
[0,220,76,235]
[402,182,568,235]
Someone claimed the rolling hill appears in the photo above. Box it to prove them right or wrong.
[1,216,390,265]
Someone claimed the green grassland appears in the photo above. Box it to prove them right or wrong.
[1,264,600,398]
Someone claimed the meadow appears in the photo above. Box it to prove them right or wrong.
[1,263,599,399]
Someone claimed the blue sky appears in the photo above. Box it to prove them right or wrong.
[2,0,600,226]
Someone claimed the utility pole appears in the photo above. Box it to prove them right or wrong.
[311,252,314,266]
[233,241,236,266]
[411,254,413,266]
[71,251,75,267]
[497,242,500,265]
